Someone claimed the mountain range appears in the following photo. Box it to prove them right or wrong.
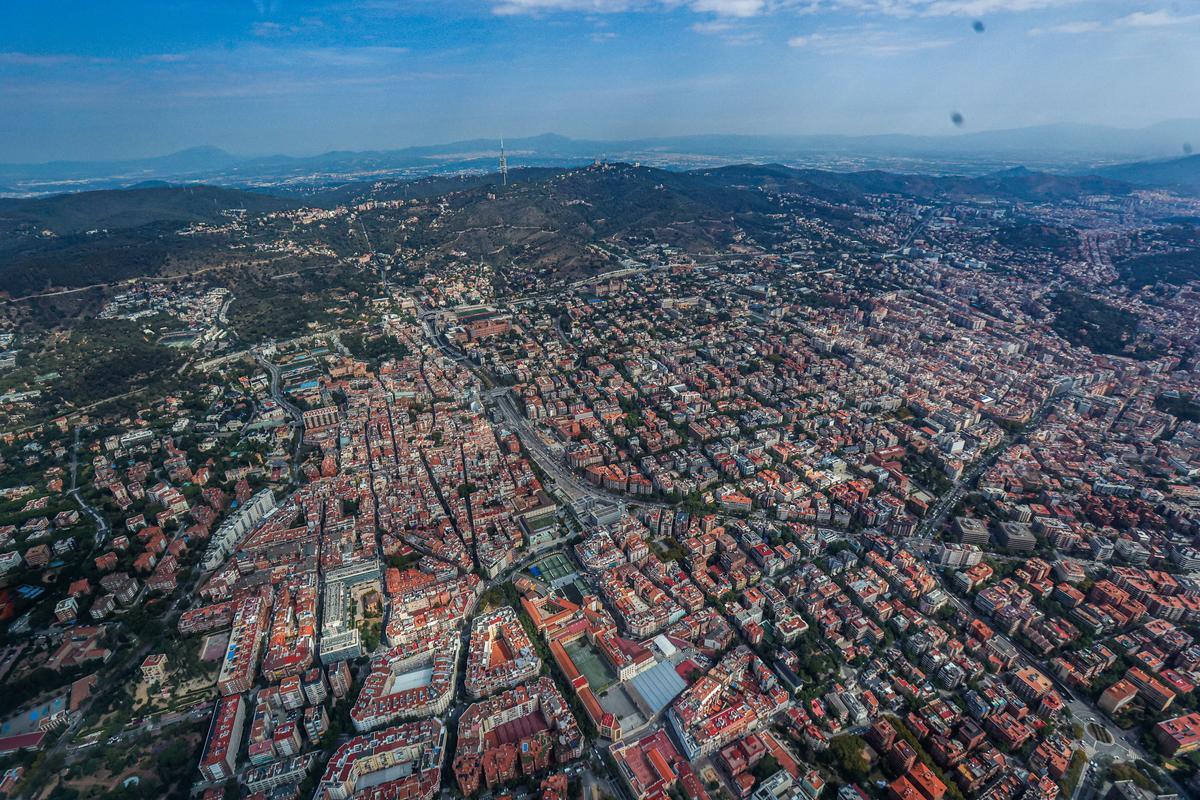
[0,160,1161,301]
[3,121,1200,196]
[0,161,1142,239]
[0,184,295,237]
[1094,154,1200,196]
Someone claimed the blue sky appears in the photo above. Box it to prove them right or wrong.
[1,0,1197,161]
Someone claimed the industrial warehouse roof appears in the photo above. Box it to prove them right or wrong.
[630,660,687,714]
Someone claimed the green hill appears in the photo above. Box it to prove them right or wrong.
[0,185,299,298]
[0,184,297,236]
[700,163,1132,202]
[1095,154,1200,195]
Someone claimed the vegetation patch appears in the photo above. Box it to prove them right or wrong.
[1048,290,1160,360]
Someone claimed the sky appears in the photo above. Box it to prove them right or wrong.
[1,0,1198,162]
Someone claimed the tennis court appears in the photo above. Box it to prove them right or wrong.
[530,553,574,583]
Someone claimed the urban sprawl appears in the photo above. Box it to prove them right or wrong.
[0,163,1199,800]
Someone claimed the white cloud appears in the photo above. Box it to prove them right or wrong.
[487,0,1089,24]
[171,72,443,100]
[691,19,738,31]
[491,0,639,14]
[1116,9,1200,28]
[252,21,287,36]
[689,17,764,44]
[251,15,327,37]
[917,0,1079,16]
[296,46,410,67]
[1027,19,1102,34]
[788,27,950,54]
[823,0,1081,17]
[492,0,783,15]
[1028,8,1200,36]
[138,53,191,63]
[690,0,768,17]
[0,52,116,66]
[485,0,1198,31]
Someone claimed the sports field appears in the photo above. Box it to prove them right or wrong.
[565,639,616,691]
[530,553,574,583]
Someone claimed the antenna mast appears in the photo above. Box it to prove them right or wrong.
[499,137,508,186]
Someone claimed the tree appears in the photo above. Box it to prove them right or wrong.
[752,754,781,781]
[359,621,382,652]
[830,735,870,782]
[48,785,81,800]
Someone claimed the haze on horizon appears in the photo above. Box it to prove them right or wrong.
[2,0,1198,164]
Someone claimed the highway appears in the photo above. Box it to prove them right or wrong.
[490,391,596,506]
[406,311,641,800]
[487,388,674,513]
[889,205,939,256]
[255,350,306,476]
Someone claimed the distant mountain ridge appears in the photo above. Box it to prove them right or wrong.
[0,160,1141,300]
[0,145,243,185]
[704,163,1132,202]
[1093,154,1200,195]
[0,184,297,236]
[3,121,1199,196]
[0,161,1135,242]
